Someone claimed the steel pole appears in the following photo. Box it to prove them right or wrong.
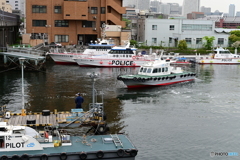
[19,58,26,109]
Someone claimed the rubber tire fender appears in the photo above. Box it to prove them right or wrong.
[21,154,29,160]
[79,152,87,160]
[59,153,67,160]
[40,154,48,160]
[11,155,19,160]
[96,151,104,159]
[0,156,9,160]
[117,149,125,157]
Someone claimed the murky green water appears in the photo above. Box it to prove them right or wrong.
[1,62,240,159]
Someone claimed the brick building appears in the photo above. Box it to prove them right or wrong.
[24,0,126,46]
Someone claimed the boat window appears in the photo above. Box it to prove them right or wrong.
[139,67,143,72]
[162,68,165,72]
[143,68,147,73]
[147,68,152,73]
[0,127,7,132]
[158,68,161,72]
[153,68,158,73]
[0,136,4,148]
[165,67,168,72]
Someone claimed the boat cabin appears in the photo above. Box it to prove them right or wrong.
[137,59,182,76]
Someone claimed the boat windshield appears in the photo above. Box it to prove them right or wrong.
[109,50,134,54]
[147,68,152,73]
[88,46,112,49]
[214,50,231,54]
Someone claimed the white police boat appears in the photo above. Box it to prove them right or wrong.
[117,59,196,88]
[196,47,240,64]
[47,39,114,65]
[0,122,138,160]
[73,41,158,67]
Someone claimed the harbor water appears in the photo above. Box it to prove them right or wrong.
[1,62,240,159]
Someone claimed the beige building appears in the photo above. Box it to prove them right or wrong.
[0,0,12,13]
[23,0,129,46]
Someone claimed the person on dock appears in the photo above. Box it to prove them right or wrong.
[75,92,84,108]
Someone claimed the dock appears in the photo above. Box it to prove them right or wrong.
[0,47,46,70]
[0,104,106,128]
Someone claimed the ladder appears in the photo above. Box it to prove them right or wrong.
[110,134,123,148]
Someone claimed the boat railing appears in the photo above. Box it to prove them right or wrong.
[110,134,123,148]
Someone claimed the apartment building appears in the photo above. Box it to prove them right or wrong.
[0,0,12,12]
[24,0,126,46]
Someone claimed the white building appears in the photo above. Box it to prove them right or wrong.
[182,0,200,18]
[123,0,150,11]
[229,4,235,17]
[200,6,211,15]
[137,17,230,49]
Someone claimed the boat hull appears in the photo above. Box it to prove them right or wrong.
[196,58,240,64]
[74,58,155,67]
[0,135,137,160]
[119,73,196,88]
[47,53,77,64]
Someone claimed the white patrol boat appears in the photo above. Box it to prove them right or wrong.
[73,41,158,67]
[196,47,240,64]
[117,59,196,88]
[0,122,138,160]
[47,39,114,65]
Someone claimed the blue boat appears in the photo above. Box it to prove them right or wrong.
[0,122,138,160]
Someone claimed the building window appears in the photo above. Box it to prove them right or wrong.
[170,25,174,30]
[169,37,172,43]
[152,38,157,45]
[32,20,46,26]
[152,25,157,30]
[91,7,97,14]
[196,38,202,44]
[101,7,105,14]
[55,20,69,27]
[32,5,47,13]
[15,1,18,2]
[55,35,69,43]
[54,6,61,13]
[15,4,18,6]
[182,24,212,31]
[218,38,224,45]
[185,38,192,44]
[82,21,95,28]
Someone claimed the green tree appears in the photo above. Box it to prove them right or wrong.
[158,15,163,19]
[130,40,137,47]
[229,30,240,43]
[203,36,215,49]
[122,18,131,29]
[178,40,187,50]
[232,41,240,54]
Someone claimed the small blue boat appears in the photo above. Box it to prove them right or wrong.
[0,122,138,160]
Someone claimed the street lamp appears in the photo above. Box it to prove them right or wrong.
[19,58,26,111]
[89,72,99,108]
